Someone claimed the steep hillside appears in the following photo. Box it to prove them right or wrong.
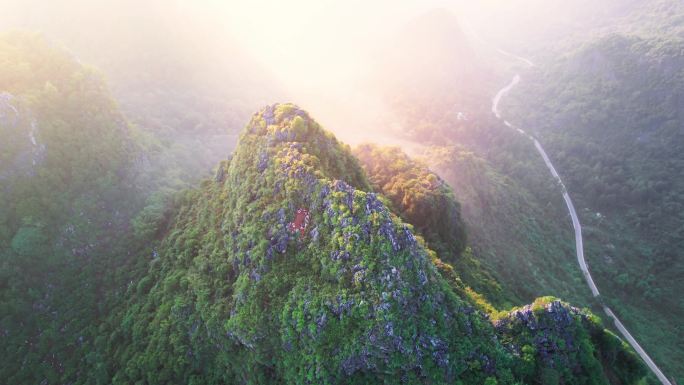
[353,144,467,262]
[422,145,592,307]
[503,32,684,381]
[0,31,140,280]
[94,104,645,385]
[0,1,285,188]
[353,144,510,306]
[0,32,145,382]
[0,32,651,384]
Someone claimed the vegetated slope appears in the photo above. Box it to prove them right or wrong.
[467,0,682,60]
[373,60,594,311]
[353,144,508,307]
[353,144,467,262]
[0,32,146,382]
[422,145,594,307]
[99,104,645,385]
[366,7,596,312]
[0,1,284,189]
[503,33,684,382]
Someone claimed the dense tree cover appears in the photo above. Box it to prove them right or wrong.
[353,144,510,306]
[503,31,684,381]
[422,145,591,307]
[495,297,645,385]
[90,105,643,384]
[1,3,284,190]
[371,17,592,310]
[371,5,684,381]
[0,31,148,383]
[0,32,650,384]
[353,144,467,261]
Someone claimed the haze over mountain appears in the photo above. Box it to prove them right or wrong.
[369,9,498,143]
[501,25,684,378]
[1,0,283,188]
[1,1,682,384]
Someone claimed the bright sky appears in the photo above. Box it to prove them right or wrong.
[168,0,470,144]
[0,0,533,92]
[183,0,463,88]
[0,0,566,91]
[0,0,543,143]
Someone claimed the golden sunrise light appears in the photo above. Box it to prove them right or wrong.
[1,1,681,384]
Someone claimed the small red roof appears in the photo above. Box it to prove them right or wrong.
[288,208,310,236]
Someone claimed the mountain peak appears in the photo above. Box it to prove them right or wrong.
[107,106,645,384]
[234,102,371,191]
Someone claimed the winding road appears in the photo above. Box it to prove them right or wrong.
[491,57,673,385]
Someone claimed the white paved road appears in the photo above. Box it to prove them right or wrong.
[492,61,673,385]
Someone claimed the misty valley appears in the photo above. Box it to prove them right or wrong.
[0,1,682,384]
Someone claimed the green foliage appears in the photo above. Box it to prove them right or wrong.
[503,31,684,382]
[421,145,588,308]
[496,298,646,385]
[353,144,467,260]
[0,32,146,385]
[0,31,652,384]
[132,192,172,240]
[353,144,509,306]
[10,225,49,257]
[385,27,683,376]
[92,105,645,385]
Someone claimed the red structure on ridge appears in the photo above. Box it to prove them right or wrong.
[288,208,310,236]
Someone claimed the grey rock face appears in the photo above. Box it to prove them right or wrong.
[0,92,46,183]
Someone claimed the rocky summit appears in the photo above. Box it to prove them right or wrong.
[100,104,645,385]
[3,4,682,383]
